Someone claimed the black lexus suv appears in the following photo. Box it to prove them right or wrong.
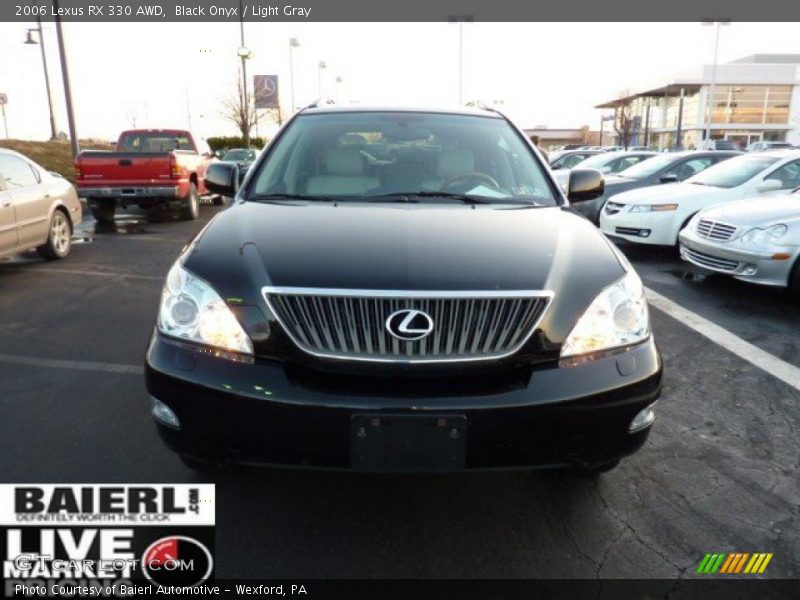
[145,105,662,474]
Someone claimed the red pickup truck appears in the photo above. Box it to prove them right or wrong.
[75,129,219,223]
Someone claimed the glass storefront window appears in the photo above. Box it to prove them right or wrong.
[709,85,791,125]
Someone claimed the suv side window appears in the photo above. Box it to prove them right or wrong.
[670,157,714,181]
[765,160,800,190]
[0,155,40,190]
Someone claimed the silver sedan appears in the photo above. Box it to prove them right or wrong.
[678,187,800,296]
[0,149,82,260]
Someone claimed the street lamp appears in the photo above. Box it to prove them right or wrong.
[289,37,300,112]
[448,15,473,105]
[52,0,79,158]
[24,16,58,140]
[237,0,253,147]
[702,20,731,142]
[318,61,327,98]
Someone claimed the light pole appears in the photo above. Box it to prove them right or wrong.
[702,20,730,142]
[448,15,473,105]
[289,38,300,112]
[52,0,78,158]
[237,0,253,147]
[317,61,327,98]
[25,13,58,140]
[334,75,343,102]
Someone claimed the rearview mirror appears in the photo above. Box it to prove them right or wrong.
[756,179,783,193]
[659,173,679,184]
[567,168,605,203]
[204,162,239,197]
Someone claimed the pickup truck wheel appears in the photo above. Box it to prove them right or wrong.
[180,182,199,220]
[36,209,72,260]
[89,199,116,224]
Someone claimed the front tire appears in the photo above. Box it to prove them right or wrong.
[36,209,71,260]
[179,182,199,221]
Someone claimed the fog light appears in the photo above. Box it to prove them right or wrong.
[629,403,656,433]
[741,264,758,276]
[151,397,181,429]
[639,230,650,238]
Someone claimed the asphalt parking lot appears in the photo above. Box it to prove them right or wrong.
[0,203,797,580]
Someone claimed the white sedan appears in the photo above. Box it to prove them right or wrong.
[599,150,800,246]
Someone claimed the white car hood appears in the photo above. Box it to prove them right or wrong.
[609,182,722,205]
[699,193,800,227]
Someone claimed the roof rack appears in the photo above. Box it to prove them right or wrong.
[303,98,337,110]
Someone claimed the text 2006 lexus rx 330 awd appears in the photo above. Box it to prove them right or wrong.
[145,106,663,474]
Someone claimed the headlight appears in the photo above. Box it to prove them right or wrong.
[560,271,649,358]
[158,262,253,355]
[740,224,788,245]
[629,204,679,213]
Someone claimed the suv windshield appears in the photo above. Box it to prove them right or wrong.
[247,111,557,205]
[687,155,779,188]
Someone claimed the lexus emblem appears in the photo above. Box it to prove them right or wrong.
[386,309,434,341]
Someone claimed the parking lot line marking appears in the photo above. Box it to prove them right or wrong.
[0,266,163,281]
[645,287,800,392]
[0,352,143,375]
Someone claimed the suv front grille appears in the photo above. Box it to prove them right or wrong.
[263,288,553,363]
[696,219,737,241]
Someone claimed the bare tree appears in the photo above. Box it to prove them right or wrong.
[613,91,635,150]
[220,69,285,145]
[220,68,257,146]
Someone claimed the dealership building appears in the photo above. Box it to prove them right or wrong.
[595,54,800,150]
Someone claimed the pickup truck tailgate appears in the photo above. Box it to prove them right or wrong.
[77,151,173,186]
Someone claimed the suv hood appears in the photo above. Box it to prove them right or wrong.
[698,193,800,227]
[609,182,719,205]
[183,201,627,342]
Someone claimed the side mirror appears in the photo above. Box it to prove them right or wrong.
[49,171,64,179]
[756,179,783,193]
[567,168,605,203]
[204,162,239,197]
[214,149,225,159]
[599,166,612,174]
[659,173,679,184]
[550,163,563,170]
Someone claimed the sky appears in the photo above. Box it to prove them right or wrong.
[0,21,798,142]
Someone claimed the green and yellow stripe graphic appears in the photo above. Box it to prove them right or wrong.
[697,552,773,574]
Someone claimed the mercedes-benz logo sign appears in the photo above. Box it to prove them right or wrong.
[385,309,434,341]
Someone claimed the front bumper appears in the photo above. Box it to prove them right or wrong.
[679,229,797,287]
[145,332,663,471]
[600,207,679,246]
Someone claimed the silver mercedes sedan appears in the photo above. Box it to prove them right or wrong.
[678,186,800,296]
[0,149,82,260]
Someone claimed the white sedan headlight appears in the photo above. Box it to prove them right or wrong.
[561,271,649,358]
[629,203,679,213]
[739,224,787,245]
[158,262,253,355]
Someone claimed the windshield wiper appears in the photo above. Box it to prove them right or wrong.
[248,193,337,202]
[405,191,492,204]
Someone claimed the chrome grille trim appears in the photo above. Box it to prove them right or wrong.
[682,247,739,272]
[696,219,737,241]
[262,287,554,363]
